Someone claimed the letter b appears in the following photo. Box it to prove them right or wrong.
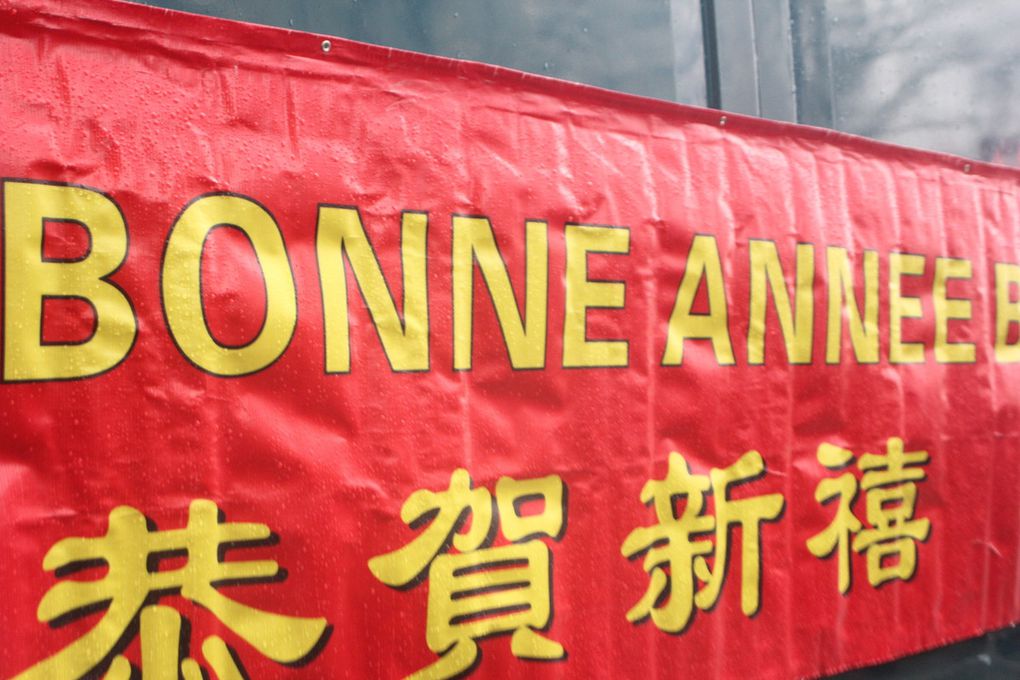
[3,181,136,381]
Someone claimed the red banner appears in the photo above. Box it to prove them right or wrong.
[3,1,1020,678]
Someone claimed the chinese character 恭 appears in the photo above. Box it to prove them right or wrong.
[620,450,784,634]
[369,469,566,679]
[13,499,329,680]
[806,437,931,591]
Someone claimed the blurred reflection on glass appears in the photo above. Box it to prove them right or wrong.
[137,0,706,106]
[827,0,1020,164]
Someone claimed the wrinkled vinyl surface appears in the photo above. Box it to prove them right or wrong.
[1,1,1020,678]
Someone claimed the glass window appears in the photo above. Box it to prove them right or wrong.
[827,0,1020,164]
[136,0,706,105]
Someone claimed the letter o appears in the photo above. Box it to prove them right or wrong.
[162,194,296,376]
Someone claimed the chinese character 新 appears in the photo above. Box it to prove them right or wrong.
[621,450,784,634]
[369,469,566,679]
[13,499,329,680]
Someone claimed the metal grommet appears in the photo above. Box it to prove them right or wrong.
[321,39,332,53]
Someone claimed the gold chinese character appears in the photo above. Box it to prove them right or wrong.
[807,437,931,591]
[369,469,566,679]
[854,437,931,586]
[621,450,784,634]
[13,499,329,680]
[806,442,862,594]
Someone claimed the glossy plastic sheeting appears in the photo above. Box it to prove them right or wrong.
[1,1,1020,678]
